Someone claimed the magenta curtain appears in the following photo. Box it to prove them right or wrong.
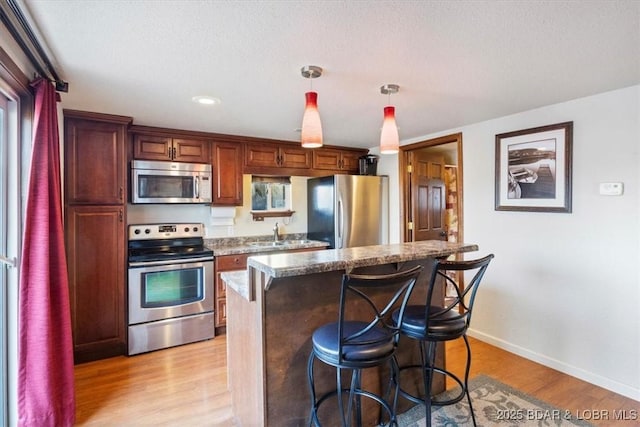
[18,78,75,426]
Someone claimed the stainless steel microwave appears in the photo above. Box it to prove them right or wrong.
[131,160,212,204]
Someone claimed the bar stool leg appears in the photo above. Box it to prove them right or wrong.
[307,353,318,427]
[463,335,477,426]
[424,341,437,427]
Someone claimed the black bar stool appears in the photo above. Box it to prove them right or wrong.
[307,265,424,427]
[393,254,494,427]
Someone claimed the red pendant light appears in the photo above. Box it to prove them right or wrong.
[379,84,400,154]
[300,66,323,148]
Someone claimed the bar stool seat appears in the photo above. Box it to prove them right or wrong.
[312,321,396,365]
[307,265,424,427]
[393,254,494,427]
[400,305,467,339]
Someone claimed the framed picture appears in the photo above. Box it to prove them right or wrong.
[495,121,573,212]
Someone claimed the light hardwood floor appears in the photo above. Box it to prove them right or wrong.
[74,335,638,426]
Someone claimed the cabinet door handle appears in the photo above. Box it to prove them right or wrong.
[119,209,123,222]
[172,147,177,159]
[119,186,123,201]
[168,146,172,159]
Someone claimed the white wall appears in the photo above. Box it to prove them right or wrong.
[383,86,640,400]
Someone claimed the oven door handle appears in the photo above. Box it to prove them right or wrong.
[128,256,214,268]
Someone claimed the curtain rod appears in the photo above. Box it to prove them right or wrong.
[0,0,68,92]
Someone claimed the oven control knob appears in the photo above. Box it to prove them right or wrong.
[144,229,151,234]
[134,229,141,235]
[193,227,198,232]
[184,227,190,233]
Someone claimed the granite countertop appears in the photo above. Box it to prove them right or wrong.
[205,235,329,256]
[220,271,250,299]
[247,240,479,278]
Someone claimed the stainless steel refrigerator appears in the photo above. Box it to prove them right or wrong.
[307,175,389,249]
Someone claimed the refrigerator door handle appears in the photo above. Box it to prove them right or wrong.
[337,198,343,248]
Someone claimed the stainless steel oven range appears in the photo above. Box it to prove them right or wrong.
[127,223,214,355]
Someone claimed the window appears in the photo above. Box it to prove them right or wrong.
[0,88,8,426]
[250,176,292,212]
[0,83,21,427]
[0,47,32,427]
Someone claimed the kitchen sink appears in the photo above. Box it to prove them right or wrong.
[249,241,284,247]
[248,239,314,247]
[281,239,312,245]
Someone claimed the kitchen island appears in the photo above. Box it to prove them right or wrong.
[222,240,479,427]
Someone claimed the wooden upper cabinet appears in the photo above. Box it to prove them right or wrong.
[64,111,131,205]
[173,138,211,163]
[340,151,363,172]
[132,134,172,160]
[212,141,243,206]
[313,147,368,173]
[279,145,313,169]
[133,133,210,163]
[244,141,312,170]
[244,142,280,168]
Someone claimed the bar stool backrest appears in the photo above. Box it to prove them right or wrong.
[337,265,424,365]
[425,254,495,334]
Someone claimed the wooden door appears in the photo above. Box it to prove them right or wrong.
[410,152,447,241]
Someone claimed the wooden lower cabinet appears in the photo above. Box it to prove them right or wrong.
[65,205,126,363]
[214,253,249,332]
[214,248,321,333]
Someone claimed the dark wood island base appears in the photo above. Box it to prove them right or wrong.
[223,241,478,426]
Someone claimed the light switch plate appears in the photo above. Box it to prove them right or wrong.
[599,182,624,196]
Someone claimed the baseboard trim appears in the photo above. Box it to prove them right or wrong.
[467,329,640,402]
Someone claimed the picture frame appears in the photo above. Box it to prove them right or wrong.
[495,121,573,213]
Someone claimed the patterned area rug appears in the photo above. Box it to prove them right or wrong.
[397,375,594,427]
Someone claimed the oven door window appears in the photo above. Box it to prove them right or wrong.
[141,267,203,308]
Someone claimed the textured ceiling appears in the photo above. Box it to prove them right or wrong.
[22,0,640,149]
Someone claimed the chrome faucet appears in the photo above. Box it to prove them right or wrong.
[273,222,280,243]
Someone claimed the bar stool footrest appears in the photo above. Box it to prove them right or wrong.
[397,364,467,407]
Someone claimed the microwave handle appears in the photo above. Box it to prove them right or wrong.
[194,176,200,199]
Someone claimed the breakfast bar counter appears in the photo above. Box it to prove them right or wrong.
[222,240,478,427]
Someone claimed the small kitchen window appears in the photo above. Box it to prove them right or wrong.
[251,176,292,212]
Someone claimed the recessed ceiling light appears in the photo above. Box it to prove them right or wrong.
[192,96,221,105]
